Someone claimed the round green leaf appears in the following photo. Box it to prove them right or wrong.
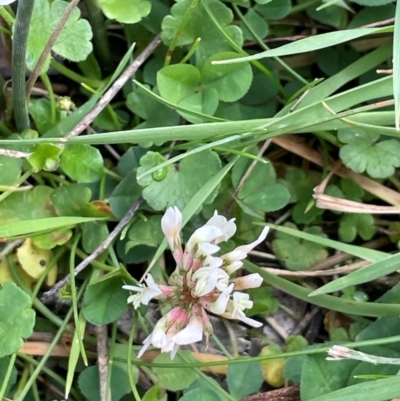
[60,144,104,183]
[82,277,127,325]
[157,64,201,104]
[180,389,220,401]
[98,0,151,24]
[27,143,63,172]
[78,365,131,401]
[255,0,292,19]
[243,183,291,212]
[0,156,22,186]
[240,9,269,41]
[137,150,221,211]
[202,52,253,102]
[227,361,263,400]
[26,0,93,72]
[0,283,35,357]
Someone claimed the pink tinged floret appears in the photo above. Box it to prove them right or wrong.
[123,274,162,308]
[232,273,263,290]
[172,315,204,345]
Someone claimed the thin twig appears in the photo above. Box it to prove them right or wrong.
[65,35,161,138]
[41,198,143,302]
[26,0,81,100]
[0,148,31,158]
[95,325,110,401]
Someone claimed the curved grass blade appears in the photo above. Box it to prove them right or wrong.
[309,252,400,296]
[245,261,400,317]
[393,1,400,130]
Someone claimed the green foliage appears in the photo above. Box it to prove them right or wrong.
[78,365,132,401]
[137,150,221,210]
[27,143,63,172]
[0,283,35,358]
[255,0,292,20]
[339,213,376,243]
[152,352,199,391]
[339,128,400,178]
[26,0,92,72]
[60,144,105,183]
[272,223,329,270]
[161,0,243,66]
[82,277,127,325]
[227,361,263,399]
[98,0,151,24]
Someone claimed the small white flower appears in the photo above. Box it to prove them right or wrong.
[192,263,222,297]
[232,273,263,290]
[224,292,262,328]
[206,211,237,243]
[186,225,223,253]
[235,227,269,254]
[123,274,162,308]
[207,283,234,315]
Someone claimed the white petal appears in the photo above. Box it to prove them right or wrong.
[240,316,263,328]
[0,0,16,4]
[235,227,269,254]
[137,335,152,358]
[206,213,237,243]
[122,284,143,292]
[186,226,223,252]
[161,206,182,250]
[196,242,220,258]
[207,283,234,315]
[173,317,203,345]
[233,273,263,290]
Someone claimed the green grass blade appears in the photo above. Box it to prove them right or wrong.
[309,252,400,296]
[212,27,393,63]
[0,217,106,237]
[393,1,400,130]
[245,261,400,317]
[266,223,387,262]
[309,376,400,401]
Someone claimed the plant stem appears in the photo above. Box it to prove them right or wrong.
[26,0,81,100]
[83,0,112,75]
[12,0,35,131]
[0,6,14,26]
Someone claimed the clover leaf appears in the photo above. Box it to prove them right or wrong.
[137,150,221,211]
[98,0,151,24]
[26,0,92,72]
[339,213,376,243]
[161,0,243,66]
[0,282,35,358]
[272,223,328,271]
[339,128,400,179]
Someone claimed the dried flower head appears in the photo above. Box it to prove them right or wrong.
[123,207,268,359]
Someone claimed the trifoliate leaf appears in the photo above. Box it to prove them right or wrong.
[98,0,151,24]
[27,143,63,172]
[137,150,221,211]
[51,184,111,217]
[339,128,400,179]
[272,223,328,271]
[0,282,35,357]
[161,0,243,66]
[26,0,92,72]
[339,213,376,243]
[60,144,104,183]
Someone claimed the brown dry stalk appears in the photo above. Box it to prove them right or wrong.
[272,135,400,206]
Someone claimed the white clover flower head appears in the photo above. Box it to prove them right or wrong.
[123,207,268,358]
